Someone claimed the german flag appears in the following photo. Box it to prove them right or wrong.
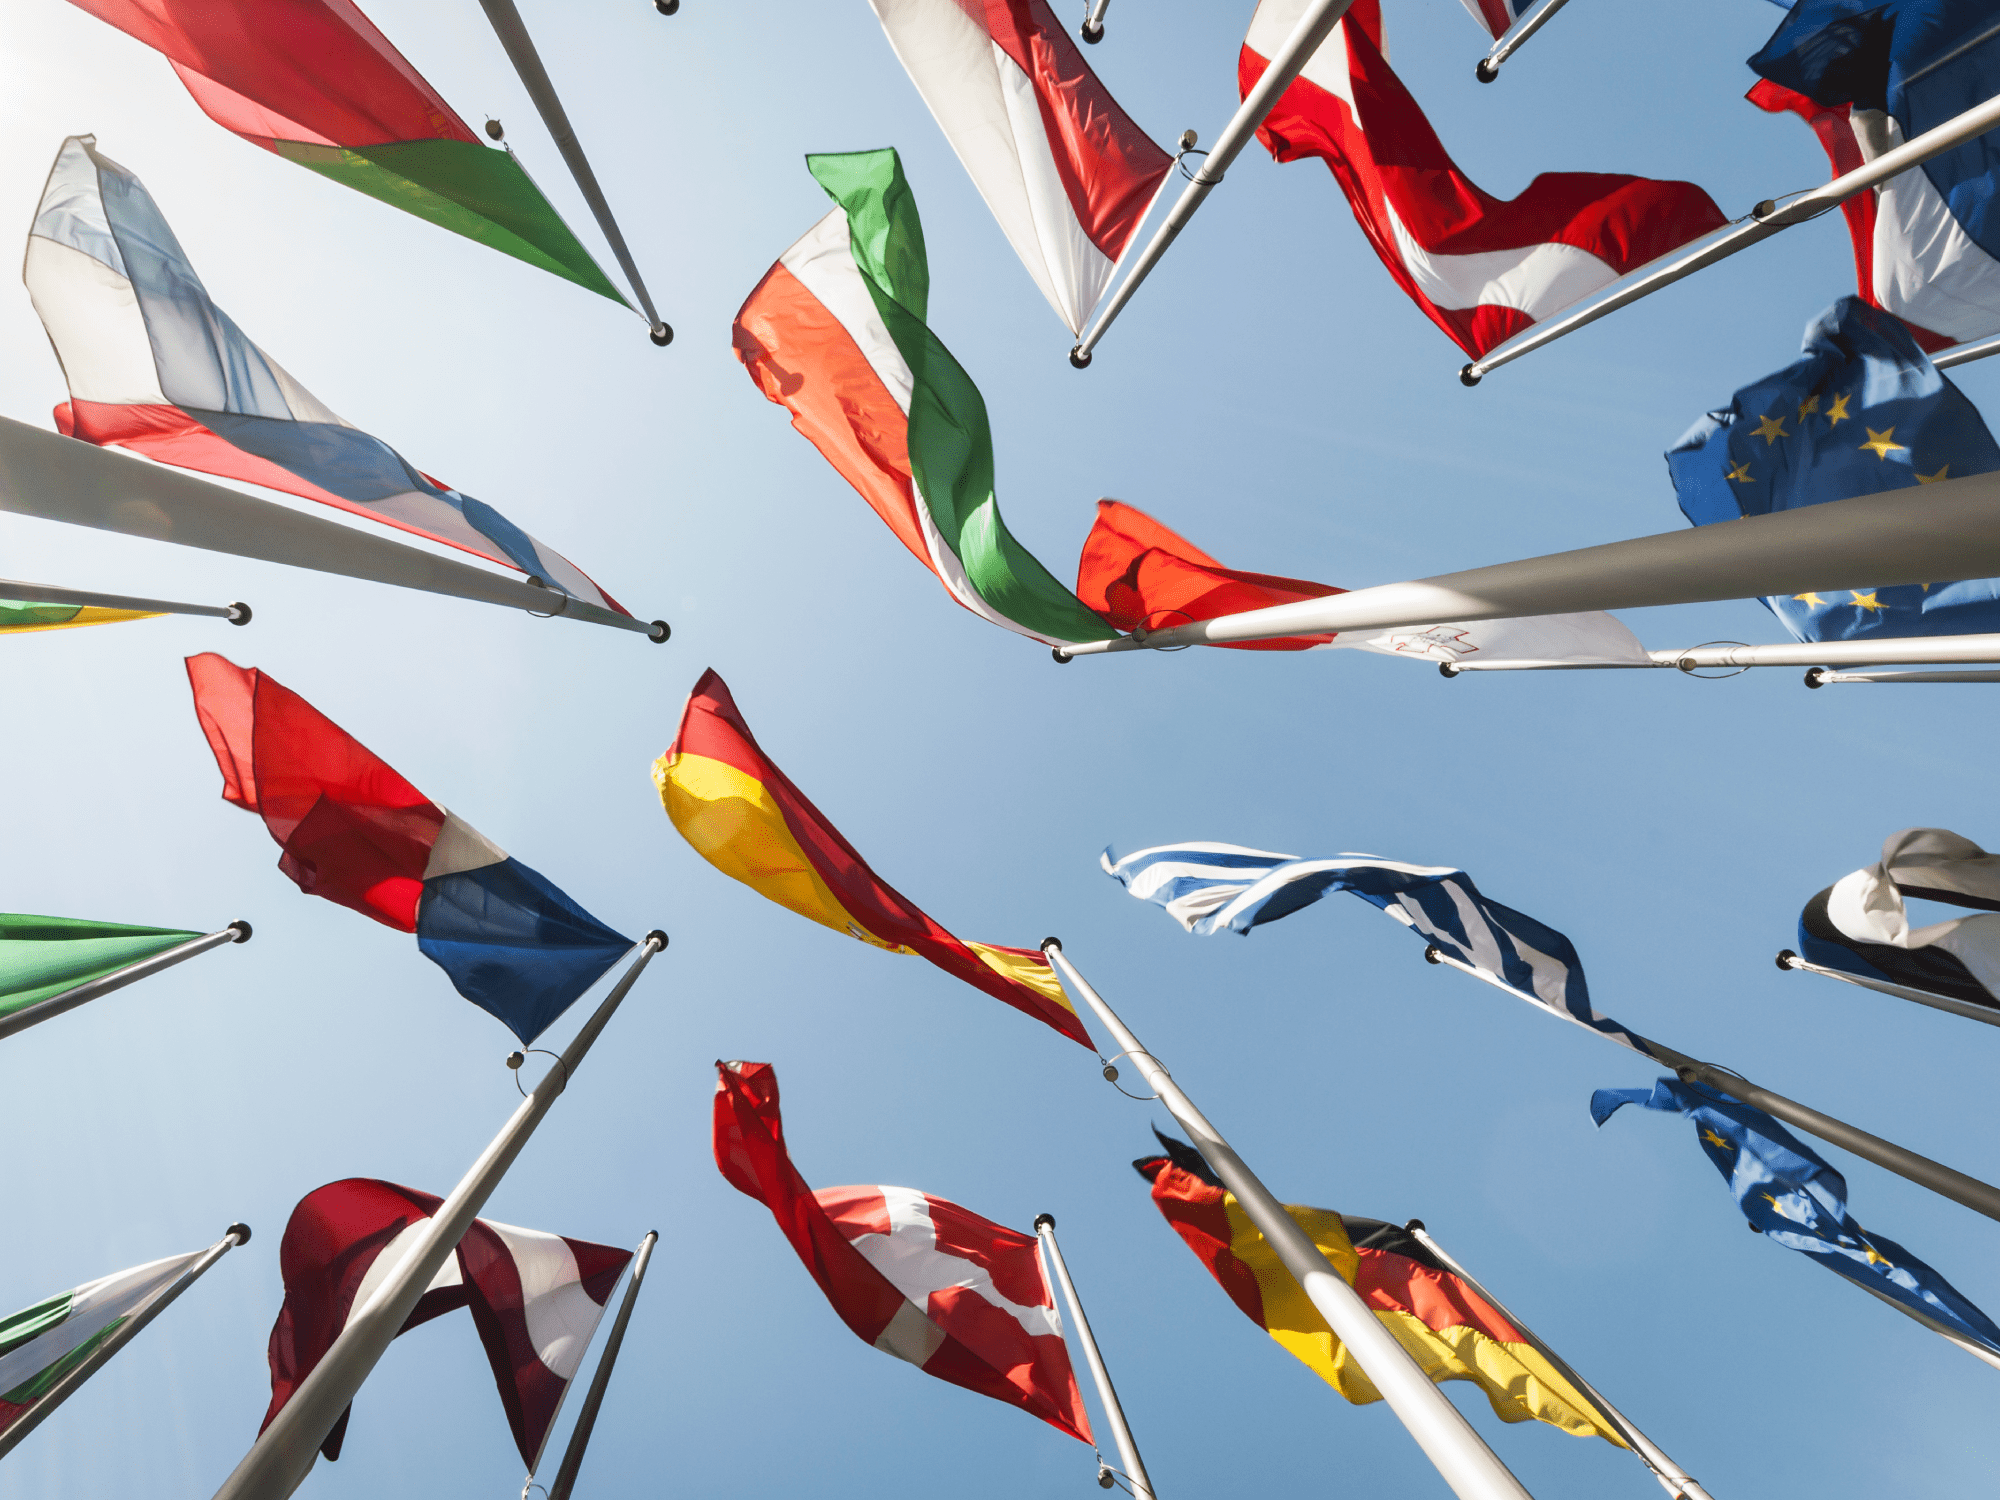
[1136,1133,1622,1443]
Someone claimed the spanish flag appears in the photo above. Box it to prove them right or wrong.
[654,670,1090,1048]
[1136,1133,1622,1444]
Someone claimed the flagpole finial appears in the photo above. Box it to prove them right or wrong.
[644,930,669,949]
[1804,667,1828,688]
[1775,949,1800,971]
[1404,1218,1425,1233]
[228,920,253,943]
[1041,936,1062,953]
[1069,346,1092,369]
[227,602,251,625]
[1459,364,1482,387]
[1052,647,1073,663]
[648,620,671,643]
[1034,1212,1055,1231]
[649,324,674,347]
[1439,661,1461,678]
[1082,19,1102,42]
[1475,59,1498,83]
[1423,944,1444,964]
[226,1223,252,1246]
[655,0,678,12]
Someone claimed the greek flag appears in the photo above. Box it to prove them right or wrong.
[1101,842,1659,1059]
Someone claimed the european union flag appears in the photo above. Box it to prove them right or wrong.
[1666,297,2000,642]
[1593,1076,2000,1367]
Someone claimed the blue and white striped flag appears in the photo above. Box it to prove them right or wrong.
[1100,842,1660,1058]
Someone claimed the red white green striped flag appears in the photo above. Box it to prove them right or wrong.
[734,149,1118,649]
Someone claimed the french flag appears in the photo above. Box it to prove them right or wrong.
[1241,0,1728,358]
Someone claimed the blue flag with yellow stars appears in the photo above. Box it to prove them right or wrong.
[1666,296,2000,642]
[1593,1076,2000,1366]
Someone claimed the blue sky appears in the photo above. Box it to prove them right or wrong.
[4,0,1998,1496]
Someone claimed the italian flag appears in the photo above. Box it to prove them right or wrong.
[734,149,1118,649]
[0,914,201,1022]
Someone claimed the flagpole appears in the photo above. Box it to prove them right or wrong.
[1777,949,2000,1031]
[1473,0,1575,83]
[1033,1214,1156,1500]
[1,579,249,625]
[1446,634,2000,676]
[542,1230,658,1500]
[1067,0,1355,368]
[1933,331,2000,370]
[1040,940,1537,1500]
[1806,666,2000,685]
[210,931,666,1500]
[1400,1221,1711,1500]
[1081,0,1110,43]
[0,922,250,1044]
[0,1223,250,1461]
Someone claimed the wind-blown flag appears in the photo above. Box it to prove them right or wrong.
[866,0,1171,334]
[1076,500,1652,665]
[1135,1132,1620,1439]
[26,137,628,619]
[655,670,1089,1047]
[732,148,1119,647]
[1593,1077,2000,1367]
[1748,0,2000,349]
[1665,296,2000,642]
[1798,827,2000,1014]
[0,599,155,634]
[63,0,624,304]
[264,1179,632,1466]
[714,1060,1093,1441]
[186,653,631,1044]
[0,1250,205,1439]
[1241,0,1727,358]
[0,913,200,1024]
[1456,0,1533,39]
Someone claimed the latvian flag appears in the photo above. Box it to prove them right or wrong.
[1241,0,1727,358]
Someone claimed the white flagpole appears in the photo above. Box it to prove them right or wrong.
[0,922,250,1043]
[1444,634,2000,675]
[0,1224,251,1461]
[1472,0,1576,83]
[1068,0,1355,367]
[1933,331,2000,370]
[542,1230,658,1500]
[1040,940,1538,1500]
[1081,0,1111,44]
[1807,666,2000,684]
[209,932,666,1500]
[1777,949,2000,1030]
[1,579,249,625]
[1033,1214,1156,1499]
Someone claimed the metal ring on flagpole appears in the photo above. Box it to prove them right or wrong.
[507,1048,570,1097]
[1136,607,1195,651]
[1174,148,1211,183]
[1674,641,1752,678]
[1096,1050,1162,1102]
[521,576,573,620]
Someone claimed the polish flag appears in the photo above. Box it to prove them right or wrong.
[1242,0,1727,357]
[714,1061,1092,1442]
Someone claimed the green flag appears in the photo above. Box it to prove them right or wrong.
[0,915,202,1020]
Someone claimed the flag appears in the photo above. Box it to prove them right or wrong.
[0,599,155,634]
[1135,1131,1620,1440]
[1455,0,1533,40]
[866,0,1171,334]
[26,136,629,620]
[732,148,1119,648]
[655,670,1089,1047]
[63,0,624,304]
[0,913,201,1023]
[186,653,631,1044]
[1592,1077,2000,1367]
[1798,827,2000,1014]
[0,1250,204,1439]
[713,1060,1093,1441]
[1747,0,2000,349]
[263,1179,632,1466]
[1102,841,1660,1057]
[1076,500,1652,664]
[1241,0,1727,358]
[1665,296,2000,643]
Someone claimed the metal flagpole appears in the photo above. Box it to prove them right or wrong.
[0,922,250,1044]
[1401,1221,1712,1500]
[1934,330,2000,370]
[477,0,672,345]
[1473,0,1575,83]
[1080,0,1111,44]
[210,931,666,1500]
[1777,949,2000,1031]
[1033,1214,1156,1500]
[1,578,249,625]
[1067,0,1355,367]
[0,1223,251,1461]
[542,1230,659,1500]
[1806,667,2000,685]
[1446,634,2000,676]
[1040,939,1538,1500]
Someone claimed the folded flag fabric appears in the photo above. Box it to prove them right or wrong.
[0,599,155,634]
[732,148,1119,647]
[1455,0,1533,39]
[27,136,628,619]
[1748,0,2000,349]
[714,1060,1092,1441]
[1798,827,2000,1012]
[0,1250,204,1439]
[866,0,1171,334]
[1665,296,2000,643]
[1076,501,1652,665]
[264,1178,631,1466]
[0,913,201,1022]
[1241,0,1726,358]
[63,0,623,304]
[1593,1077,2000,1367]
[655,670,1089,1048]
[1135,1131,1620,1440]
[186,653,631,1044]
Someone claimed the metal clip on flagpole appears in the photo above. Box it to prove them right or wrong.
[0,578,249,625]
[0,921,250,1044]
[1068,0,1355,368]
[1034,1214,1155,1499]
[1473,0,1574,82]
[476,0,672,345]
[0,1222,250,1461]
[1776,949,2000,1030]
[1039,939,1537,1500]
[211,931,666,1500]
[543,1230,658,1500]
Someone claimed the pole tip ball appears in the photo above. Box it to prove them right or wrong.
[1081,20,1103,42]
[645,930,670,949]
[1775,949,1798,971]
[1804,667,1827,688]
[1068,346,1092,369]
[1041,936,1061,953]
[649,620,671,643]
[650,324,674,346]
[506,1051,526,1070]
[227,602,252,625]
[484,119,504,141]
[228,920,253,943]
[1458,363,1482,387]
[227,1222,253,1245]
[655,0,679,13]
[1034,1212,1056,1231]
[1051,647,1073,664]
[1422,944,1443,964]
[1475,58,1499,82]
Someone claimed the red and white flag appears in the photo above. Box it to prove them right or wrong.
[262,1179,631,1471]
[1243,0,1727,358]
[714,1060,1092,1442]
